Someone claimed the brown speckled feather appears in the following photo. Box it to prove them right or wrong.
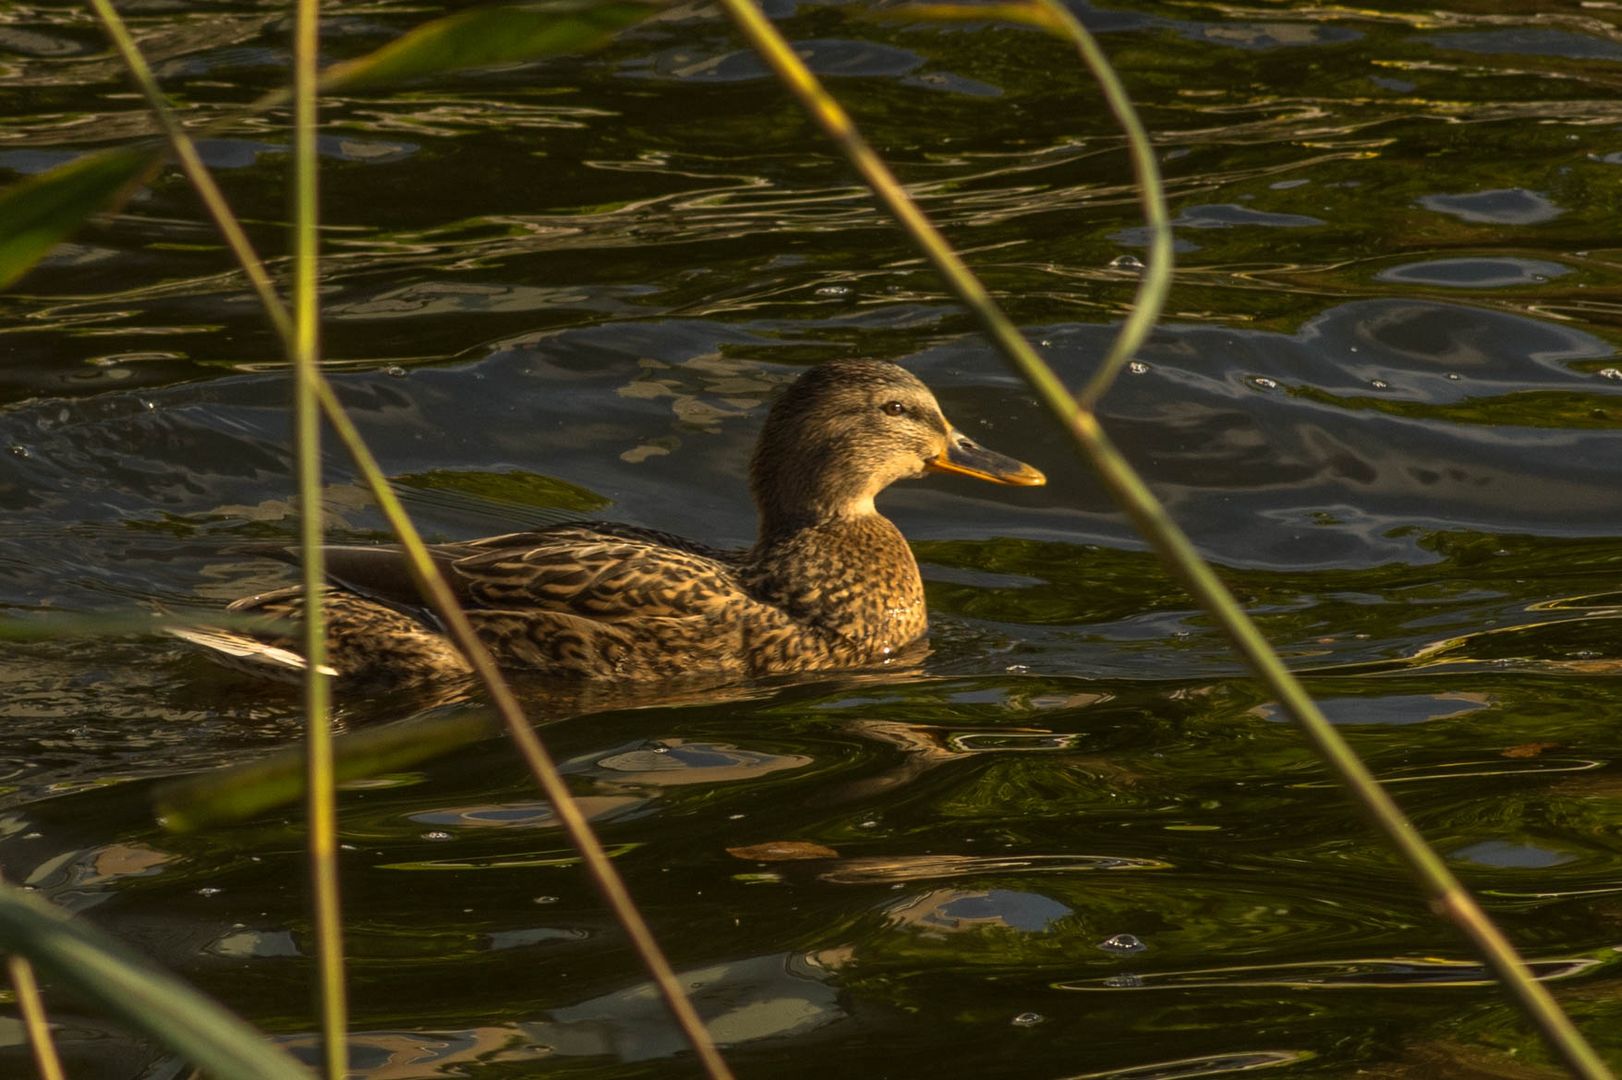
[184,360,1043,685]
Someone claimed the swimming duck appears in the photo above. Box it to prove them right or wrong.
[179,359,1044,683]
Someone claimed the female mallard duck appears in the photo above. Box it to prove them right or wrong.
[180,359,1044,683]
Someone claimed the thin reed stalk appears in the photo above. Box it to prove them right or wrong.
[8,951,66,1080]
[0,863,65,1080]
[290,3,346,1078]
[718,1,1613,1076]
[87,6,732,1074]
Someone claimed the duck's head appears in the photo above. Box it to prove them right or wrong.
[750,359,1045,531]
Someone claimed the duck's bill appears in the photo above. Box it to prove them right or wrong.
[929,431,1046,487]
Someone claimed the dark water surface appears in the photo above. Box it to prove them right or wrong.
[4,0,1622,1076]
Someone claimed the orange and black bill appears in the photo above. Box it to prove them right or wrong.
[929,429,1046,486]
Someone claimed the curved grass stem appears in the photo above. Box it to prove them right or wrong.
[1025,0,1171,408]
[719,1,1614,1076]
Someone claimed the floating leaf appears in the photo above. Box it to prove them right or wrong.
[1502,742,1560,759]
[727,840,840,862]
[322,1,662,91]
[0,884,309,1079]
[0,144,163,290]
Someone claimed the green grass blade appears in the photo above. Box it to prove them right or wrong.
[290,0,346,1075]
[0,608,290,643]
[718,2,1614,1076]
[154,710,502,831]
[0,145,161,290]
[0,884,310,1079]
[3,1,664,296]
[321,0,662,91]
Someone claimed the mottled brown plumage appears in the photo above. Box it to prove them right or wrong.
[180,359,1044,684]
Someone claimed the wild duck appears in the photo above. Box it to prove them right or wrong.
[178,359,1045,684]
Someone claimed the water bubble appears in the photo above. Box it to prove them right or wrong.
[1103,973,1144,988]
[196,887,223,897]
[1250,376,1278,391]
[1005,663,1030,674]
[1446,372,1462,381]
[21,832,40,840]
[1039,339,1052,348]
[1098,932,1147,954]
[1598,368,1622,381]
[1370,379,1389,390]
[1128,360,1149,375]
[1109,254,1145,272]
[815,285,852,298]
[1011,1012,1045,1027]
[382,364,408,378]
[8,445,27,458]
[421,830,453,841]
[533,895,559,905]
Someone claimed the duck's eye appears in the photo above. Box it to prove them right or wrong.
[881,400,907,417]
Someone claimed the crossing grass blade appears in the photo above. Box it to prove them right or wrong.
[321,0,662,91]
[0,884,311,1080]
[0,145,162,290]
[155,709,502,831]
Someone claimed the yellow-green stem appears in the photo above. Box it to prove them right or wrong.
[291,2,346,1078]
[720,1,1612,1076]
[9,953,66,1080]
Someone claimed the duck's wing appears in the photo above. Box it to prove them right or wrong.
[276,523,741,617]
[453,523,738,563]
[446,528,744,619]
[447,528,764,678]
[313,544,473,612]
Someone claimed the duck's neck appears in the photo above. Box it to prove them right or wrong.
[748,509,927,659]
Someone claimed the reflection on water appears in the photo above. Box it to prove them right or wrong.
[4,0,1622,1076]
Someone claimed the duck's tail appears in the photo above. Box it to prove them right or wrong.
[167,624,336,683]
[171,585,472,685]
